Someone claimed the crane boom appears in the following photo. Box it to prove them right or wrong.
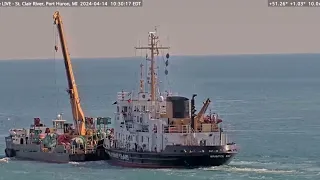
[53,11,86,136]
[195,98,211,122]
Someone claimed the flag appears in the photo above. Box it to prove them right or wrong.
[112,101,117,105]
[128,99,131,103]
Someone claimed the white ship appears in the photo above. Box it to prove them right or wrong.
[103,29,238,168]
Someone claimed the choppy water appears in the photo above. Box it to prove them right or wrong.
[1,54,320,180]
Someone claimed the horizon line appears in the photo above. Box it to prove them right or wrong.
[0,52,319,61]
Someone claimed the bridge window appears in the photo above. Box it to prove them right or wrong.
[117,106,119,112]
[123,106,128,112]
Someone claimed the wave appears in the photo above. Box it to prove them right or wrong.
[68,161,82,165]
[199,160,303,175]
[0,157,9,163]
[202,165,295,174]
[220,166,295,174]
[209,159,320,176]
[229,160,277,166]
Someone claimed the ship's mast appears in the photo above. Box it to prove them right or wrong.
[135,28,170,101]
[53,11,86,136]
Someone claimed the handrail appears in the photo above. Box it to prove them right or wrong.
[164,124,219,133]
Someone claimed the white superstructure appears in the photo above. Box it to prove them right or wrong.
[104,28,234,155]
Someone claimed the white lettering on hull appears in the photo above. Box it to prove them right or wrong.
[210,154,232,158]
[109,152,130,161]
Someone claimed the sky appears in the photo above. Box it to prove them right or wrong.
[0,0,319,60]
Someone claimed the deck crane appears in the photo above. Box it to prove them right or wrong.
[53,11,86,136]
[191,97,211,131]
[195,98,211,123]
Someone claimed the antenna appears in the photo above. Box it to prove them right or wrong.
[135,26,170,101]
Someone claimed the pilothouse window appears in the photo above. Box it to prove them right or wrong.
[123,106,128,112]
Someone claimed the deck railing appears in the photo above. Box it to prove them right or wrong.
[163,124,219,133]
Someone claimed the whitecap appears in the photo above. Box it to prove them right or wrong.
[0,157,9,163]
[204,166,295,174]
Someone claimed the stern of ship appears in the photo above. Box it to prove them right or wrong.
[161,144,238,167]
[4,136,16,157]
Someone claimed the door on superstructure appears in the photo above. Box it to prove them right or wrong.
[200,140,206,146]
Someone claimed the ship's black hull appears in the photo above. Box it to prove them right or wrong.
[105,145,237,168]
